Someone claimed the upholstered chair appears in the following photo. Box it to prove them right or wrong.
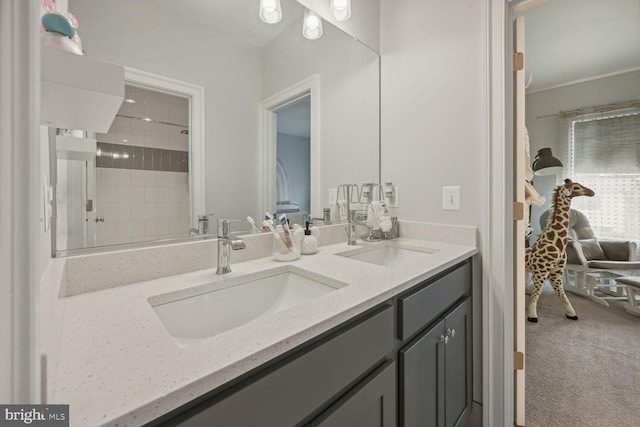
[539,209,640,270]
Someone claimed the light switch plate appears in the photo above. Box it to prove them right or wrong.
[442,186,461,210]
[328,188,337,205]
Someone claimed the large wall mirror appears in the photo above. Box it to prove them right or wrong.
[53,0,380,255]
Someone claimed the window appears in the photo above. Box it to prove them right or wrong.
[563,110,640,241]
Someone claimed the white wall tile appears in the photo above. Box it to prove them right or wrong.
[99,203,132,221]
[117,186,145,203]
[96,185,117,203]
[157,171,188,188]
[131,203,157,220]
[145,187,170,203]
[178,203,190,218]
[96,220,118,242]
[157,202,185,219]
[100,168,131,186]
[131,169,157,187]
[170,217,191,234]
[169,186,189,202]
[115,219,146,239]
[145,218,171,236]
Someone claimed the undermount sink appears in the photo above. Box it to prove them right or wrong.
[149,267,346,346]
[337,242,438,268]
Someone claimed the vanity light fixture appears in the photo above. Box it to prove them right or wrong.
[532,147,563,176]
[302,8,323,40]
[330,0,351,22]
[259,0,282,24]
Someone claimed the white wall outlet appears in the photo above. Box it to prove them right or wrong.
[328,188,337,205]
[442,186,461,210]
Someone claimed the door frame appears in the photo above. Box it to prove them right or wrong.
[259,75,321,217]
[484,0,522,426]
[123,67,205,230]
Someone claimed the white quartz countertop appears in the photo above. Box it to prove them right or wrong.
[47,237,477,426]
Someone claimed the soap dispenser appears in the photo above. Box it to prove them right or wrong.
[301,221,319,255]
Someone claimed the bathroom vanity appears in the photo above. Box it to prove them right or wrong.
[41,223,477,427]
[151,260,471,427]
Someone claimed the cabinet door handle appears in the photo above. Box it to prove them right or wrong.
[444,335,449,345]
[447,328,456,338]
[440,334,445,343]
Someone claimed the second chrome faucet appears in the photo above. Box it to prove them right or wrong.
[216,219,246,274]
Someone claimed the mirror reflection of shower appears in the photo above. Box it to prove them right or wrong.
[54,84,191,251]
[275,96,311,225]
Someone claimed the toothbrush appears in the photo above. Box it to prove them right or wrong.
[247,216,258,231]
[279,214,294,248]
[263,220,290,252]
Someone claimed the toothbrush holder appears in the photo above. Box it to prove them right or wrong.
[272,233,300,261]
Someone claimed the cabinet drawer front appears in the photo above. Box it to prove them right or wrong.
[176,305,395,427]
[399,261,470,340]
[310,360,396,427]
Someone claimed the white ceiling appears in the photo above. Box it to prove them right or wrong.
[153,0,305,48]
[518,0,640,92]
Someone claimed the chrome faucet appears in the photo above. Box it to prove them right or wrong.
[198,213,215,235]
[338,184,360,245]
[216,219,246,274]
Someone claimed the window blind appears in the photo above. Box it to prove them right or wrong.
[563,110,640,242]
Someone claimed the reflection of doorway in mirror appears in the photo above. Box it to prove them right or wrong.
[94,85,190,247]
[275,96,311,226]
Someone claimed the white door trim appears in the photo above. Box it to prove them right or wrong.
[259,75,321,217]
[123,67,206,229]
[484,0,517,426]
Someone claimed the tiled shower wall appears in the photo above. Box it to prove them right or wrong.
[95,86,191,246]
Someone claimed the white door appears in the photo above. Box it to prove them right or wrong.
[513,14,527,427]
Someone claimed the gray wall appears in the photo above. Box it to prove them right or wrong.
[379,0,486,404]
[526,70,640,237]
[380,0,485,228]
[277,133,311,213]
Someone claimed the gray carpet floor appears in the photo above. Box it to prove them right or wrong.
[525,288,640,427]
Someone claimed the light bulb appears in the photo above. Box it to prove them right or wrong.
[333,0,348,10]
[330,0,351,22]
[306,15,320,29]
[263,0,276,12]
[303,8,323,40]
[260,0,282,24]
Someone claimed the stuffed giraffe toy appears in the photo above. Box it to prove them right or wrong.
[526,179,594,322]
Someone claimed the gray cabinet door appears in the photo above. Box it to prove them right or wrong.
[310,360,397,427]
[399,319,445,427]
[444,298,472,427]
[400,297,472,427]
